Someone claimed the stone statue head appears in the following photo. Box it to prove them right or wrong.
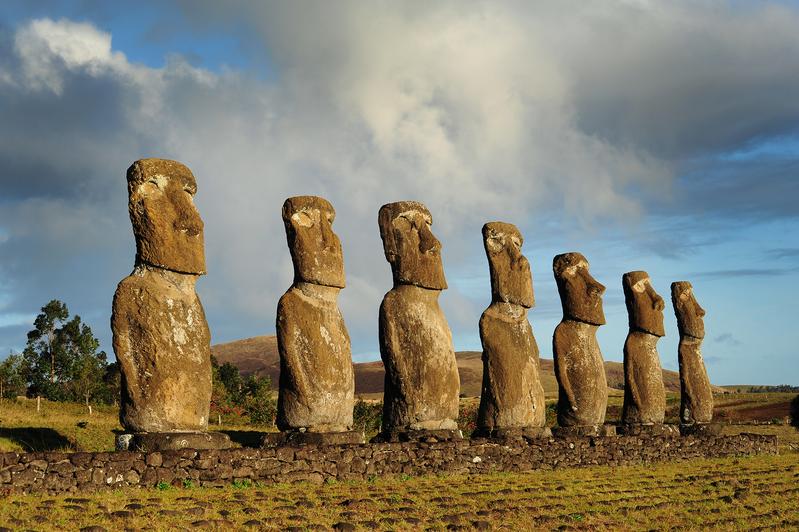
[482,222,533,308]
[622,271,665,337]
[553,252,606,325]
[671,281,705,339]
[127,158,205,275]
[282,195,345,288]
[378,201,447,290]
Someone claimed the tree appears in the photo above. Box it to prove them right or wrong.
[218,361,244,403]
[23,300,69,396]
[0,352,25,399]
[242,374,276,426]
[22,300,108,405]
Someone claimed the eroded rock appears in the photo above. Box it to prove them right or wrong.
[552,252,608,430]
[476,222,546,435]
[377,201,460,436]
[672,281,713,425]
[621,271,666,426]
[112,159,212,433]
[276,196,355,434]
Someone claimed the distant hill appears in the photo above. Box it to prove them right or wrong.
[212,335,724,398]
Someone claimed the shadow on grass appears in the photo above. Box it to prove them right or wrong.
[218,430,266,448]
[0,427,73,452]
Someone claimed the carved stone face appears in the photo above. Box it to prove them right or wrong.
[483,222,533,308]
[282,195,345,288]
[127,158,205,275]
[671,281,705,339]
[623,271,665,337]
[378,201,447,290]
[553,252,606,325]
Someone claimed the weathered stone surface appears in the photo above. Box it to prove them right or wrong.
[262,431,364,447]
[0,434,779,494]
[552,253,607,429]
[679,422,722,436]
[124,432,231,452]
[621,271,666,426]
[617,424,679,437]
[672,281,713,425]
[126,159,205,275]
[371,429,463,443]
[276,196,355,433]
[477,222,545,433]
[112,159,212,433]
[378,202,459,434]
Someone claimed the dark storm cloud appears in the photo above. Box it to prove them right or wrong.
[2,3,799,368]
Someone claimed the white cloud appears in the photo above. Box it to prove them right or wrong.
[1,3,799,359]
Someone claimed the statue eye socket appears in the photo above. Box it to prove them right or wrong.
[291,211,314,228]
[486,237,502,253]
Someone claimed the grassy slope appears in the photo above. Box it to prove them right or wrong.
[0,399,258,453]
[1,438,797,530]
[211,335,727,399]
[2,392,795,452]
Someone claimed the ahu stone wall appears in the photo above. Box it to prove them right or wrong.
[0,433,777,494]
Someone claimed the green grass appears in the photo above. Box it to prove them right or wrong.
[1,441,797,530]
[0,398,260,452]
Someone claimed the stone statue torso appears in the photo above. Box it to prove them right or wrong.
[276,285,355,432]
[112,266,211,432]
[552,320,607,427]
[478,303,545,429]
[622,331,666,424]
[379,285,460,431]
[678,337,713,424]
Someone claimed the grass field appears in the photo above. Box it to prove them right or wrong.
[1,432,797,530]
[1,394,797,530]
[1,392,796,452]
[0,399,262,453]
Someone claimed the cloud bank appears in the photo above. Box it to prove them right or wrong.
[1,2,798,367]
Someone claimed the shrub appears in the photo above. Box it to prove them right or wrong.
[353,399,382,436]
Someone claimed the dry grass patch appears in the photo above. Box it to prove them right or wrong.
[1,436,797,530]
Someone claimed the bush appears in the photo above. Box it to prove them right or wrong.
[243,375,277,427]
[457,401,478,437]
[353,399,382,436]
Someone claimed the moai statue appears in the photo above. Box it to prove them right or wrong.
[475,222,549,439]
[376,201,461,442]
[672,281,718,435]
[552,252,611,437]
[271,196,361,445]
[112,159,229,451]
[619,271,674,435]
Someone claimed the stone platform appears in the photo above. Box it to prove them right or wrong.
[471,427,553,441]
[262,431,365,447]
[680,423,723,436]
[371,429,463,443]
[552,424,617,438]
[617,424,680,437]
[1,432,777,494]
[116,432,232,452]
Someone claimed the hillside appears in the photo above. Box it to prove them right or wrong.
[212,335,724,398]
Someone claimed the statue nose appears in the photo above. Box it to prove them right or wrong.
[653,296,665,311]
[174,210,203,237]
[418,225,440,254]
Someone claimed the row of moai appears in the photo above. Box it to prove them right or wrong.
[112,159,716,451]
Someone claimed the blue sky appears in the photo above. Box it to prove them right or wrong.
[0,1,798,385]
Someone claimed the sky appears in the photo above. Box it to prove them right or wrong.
[1,0,798,385]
